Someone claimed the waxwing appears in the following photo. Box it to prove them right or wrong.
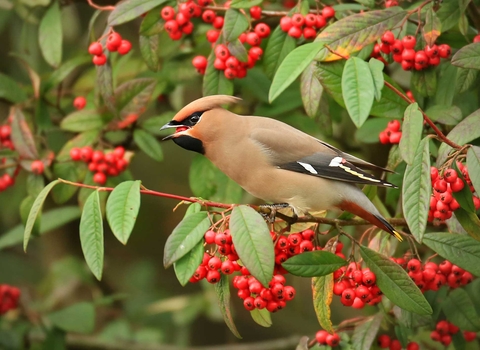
[161,95,401,241]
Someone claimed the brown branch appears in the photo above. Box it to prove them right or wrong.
[87,0,115,11]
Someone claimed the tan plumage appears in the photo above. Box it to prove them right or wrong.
[161,95,401,241]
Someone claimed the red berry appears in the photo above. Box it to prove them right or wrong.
[248,46,263,61]
[73,96,86,110]
[381,31,395,45]
[402,48,415,62]
[207,256,222,270]
[225,56,239,69]
[316,330,329,345]
[214,44,230,60]
[425,44,439,58]
[250,6,262,19]
[88,42,103,56]
[175,13,189,26]
[181,21,194,35]
[192,55,207,70]
[315,15,326,28]
[433,179,448,193]
[441,334,452,346]
[378,335,391,348]
[387,119,401,132]
[305,14,317,27]
[429,56,441,66]
[31,160,44,175]
[202,10,216,23]
[161,6,175,20]
[206,29,220,43]
[212,16,224,29]
[444,168,458,183]
[70,147,81,161]
[391,39,403,54]
[0,125,11,140]
[303,27,317,40]
[107,32,122,51]
[401,60,413,71]
[93,172,107,185]
[362,271,376,286]
[430,166,439,181]
[439,260,452,275]
[291,13,304,27]
[117,40,132,55]
[322,6,335,19]
[438,44,451,58]
[284,285,295,300]
[280,16,292,32]
[415,50,428,66]
[206,269,221,283]
[450,178,465,192]
[333,282,346,295]
[379,131,390,144]
[164,20,179,33]
[402,35,416,49]
[92,54,107,65]
[407,259,421,272]
[224,68,236,79]
[389,339,401,350]
[254,23,270,38]
[326,333,340,347]
[389,131,402,144]
[246,32,260,46]
[288,26,302,39]
[406,342,419,350]
[464,331,477,342]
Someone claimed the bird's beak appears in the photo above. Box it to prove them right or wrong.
[160,121,188,141]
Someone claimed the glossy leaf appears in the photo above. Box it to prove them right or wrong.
[23,180,60,251]
[342,57,375,128]
[454,209,480,241]
[269,42,324,103]
[368,58,385,101]
[114,78,156,116]
[230,205,274,287]
[422,232,480,276]
[60,110,105,132]
[20,196,40,238]
[47,302,95,334]
[467,146,480,195]
[455,68,478,94]
[422,8,441,47]
[51,162,87,204]
[96,61,116,115]
[452,161,475,213]
[0,73,27,103]
[223,9,249,42]
[282,251,347,277]
[203,52,235,96]
[402,137,431,243]
[452,43,480,70]
[139,10,164,36]
[163,212,211,267]
[426,105,462,126]
[399,103,423,165]
[360,246,432,315]
[250,308,272,328]
[312,274,334,333]
[10,108,38,160]
[39,1,62,67]
[314,8,407,61]
[230,0,263,8]
[411,69,437,97]
[133,129,163,162]
[139,35,160,72]
[300,61,323,118]
[442,289,480,331]
[106,181,141,245]
[173,240,204,286]
[263,26,296,80]
[108,0,168,25]
[227,40,248,63]
[80,191,104,280]
[56,130,100,162]
[215,275,242,337]
[352,313,383,350]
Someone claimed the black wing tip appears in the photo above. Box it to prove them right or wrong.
[374,214,403,241]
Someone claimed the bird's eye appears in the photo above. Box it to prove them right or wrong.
[191,115,199,122]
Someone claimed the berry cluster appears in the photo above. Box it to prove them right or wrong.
[429,164,479,222]
[333,260,383,309]
[404,258,473,292]
[0,123,13,150]
[377,335,419,350]
[73,96,87,110]
[430,320,477,346]
[69,146,129,185]
[0,284,20,315]
[315,330,341,347]
[88,32,132,66]
[161,2,203,41]
[372,32,451,71]
[279,7,335,39]
[379,119,402,145]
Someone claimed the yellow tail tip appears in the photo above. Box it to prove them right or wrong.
[393,230,403,242]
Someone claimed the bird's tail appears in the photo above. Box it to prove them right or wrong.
[373,214,403,242]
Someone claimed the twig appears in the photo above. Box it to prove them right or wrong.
[87,0,115,11]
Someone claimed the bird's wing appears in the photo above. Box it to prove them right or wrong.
[247,117,395,187]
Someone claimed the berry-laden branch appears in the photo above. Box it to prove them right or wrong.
[323,45,462,150]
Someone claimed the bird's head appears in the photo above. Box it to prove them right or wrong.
[161,95,241,154]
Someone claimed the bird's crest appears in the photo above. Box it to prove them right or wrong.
[172,95,241,122]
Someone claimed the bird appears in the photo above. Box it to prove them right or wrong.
[160,95,402,241]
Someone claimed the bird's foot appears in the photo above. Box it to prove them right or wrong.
[259,203,297,223]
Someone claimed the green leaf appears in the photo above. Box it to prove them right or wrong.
[214,275,242,338]
[359,246,432,315]
[269,42,324,103]
[341,57,375,128]
[10,108,38,160]
[467,146,480,195]
[114,78,156,116]
[51,162,87,204]
[139,9,164,36]
[106,181,141,245]
[314,8,407,61]
[402,137,431,243]
[455,68,478,94]
[47,302,95,334]
[20,196,40,237]
[108,0,168,26]
[370,75,409,119]
[189,155,243,203]
[27,173,45,197]
[422,8,441,47]
[312,274,334,333]
[133,129,163,162]
[436,0,463,31]
[139,35,160,72]
[141,112,175,135]
[227,40,248,62]
[437,109,480,166]
[452,43,480,70]
[435,63,457,107]
[442,289,480,331]
[173,240,203,286]
[39,1,62,67]
[454,209,480,241]
[355,118,389,144]
[230,0,263,8]
[411,69,437,97]
[96,62,116,115]
[223,9,249,42]
[203,52,235,96]
[422,232,480,276]
[263,25,296,80]
[399,103,423,165]
[282,251,347,277]
[80,191,104,280]
[351,313,383,350]
[43,328,66,350]
[426,105,462,125]
[368,58,385,101]
[230,205,274,287]
[250,308,272,328]
[60,110,105,132]
[452,161,475,213]
[163,212,211,267]
[0,73,27,103]
[43,55,91,92]
[56,130,100,162]
[23,180,60,251]
[300,61,324,118]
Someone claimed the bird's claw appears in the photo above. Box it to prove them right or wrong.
[259,203,295,223]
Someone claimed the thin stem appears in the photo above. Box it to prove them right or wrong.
[87,0,115,10]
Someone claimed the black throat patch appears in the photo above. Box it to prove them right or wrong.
[173,135,204,154]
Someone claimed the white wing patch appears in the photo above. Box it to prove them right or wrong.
[297,161,318,174]
[329,156,343,167]
[329,156,392,185]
